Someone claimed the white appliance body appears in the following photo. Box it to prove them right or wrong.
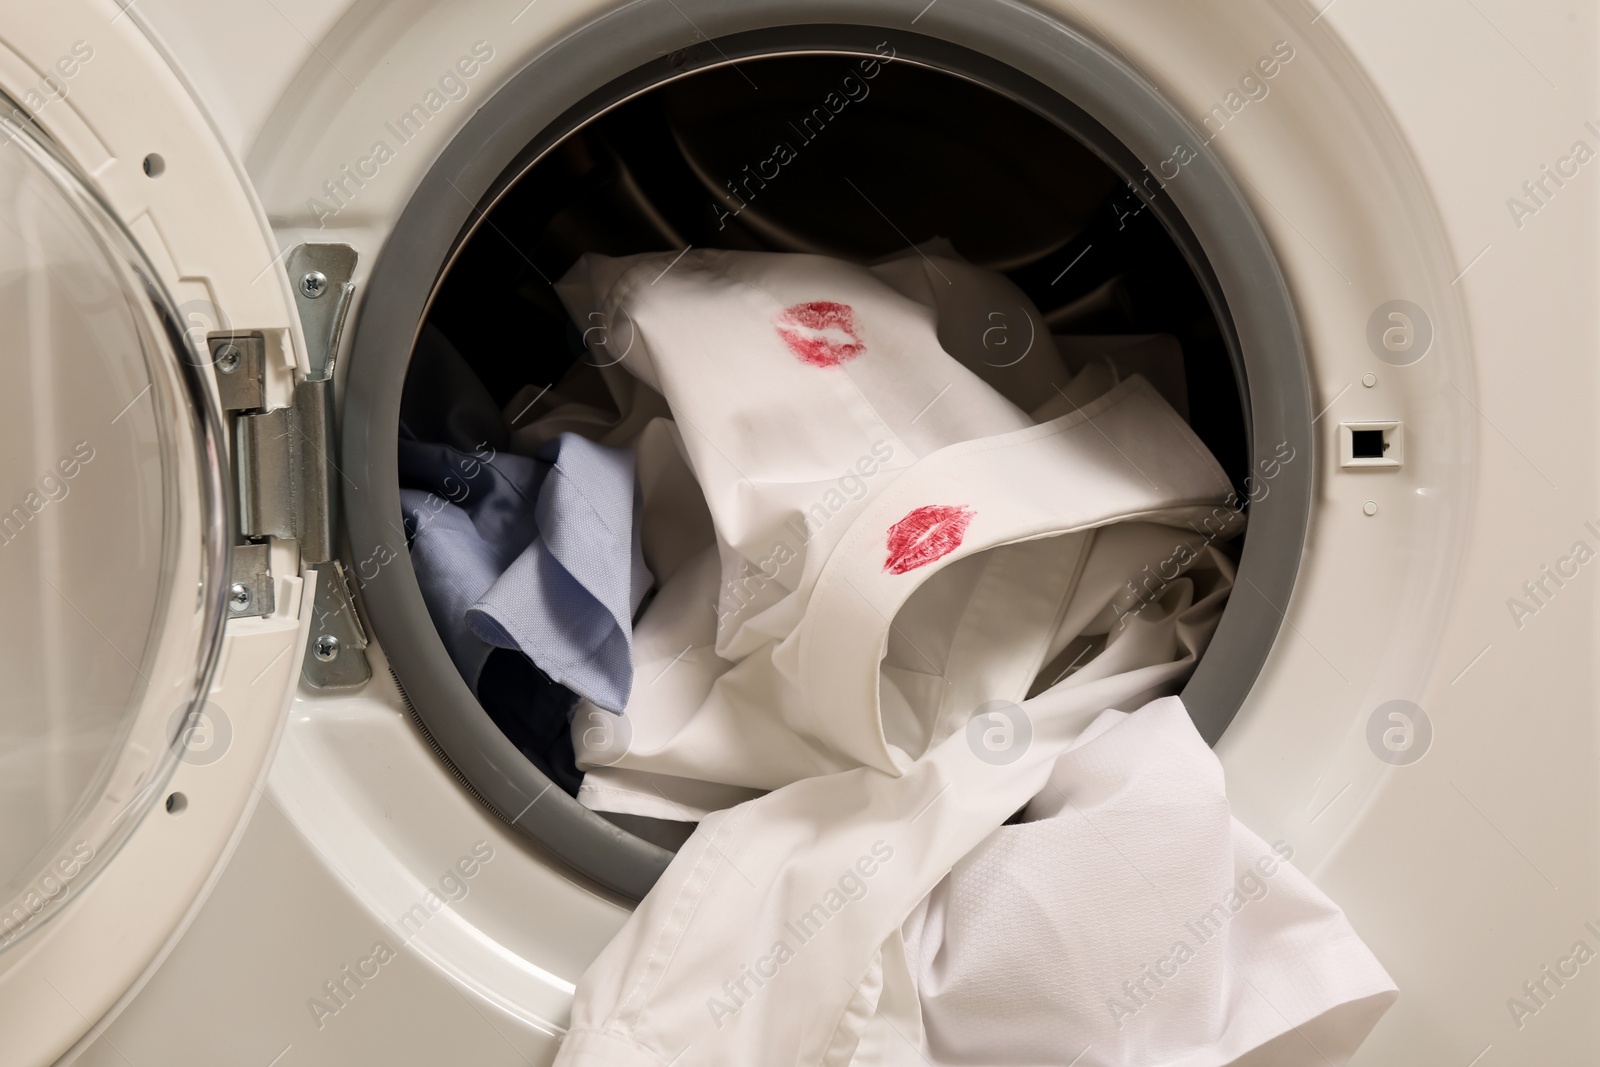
[0,1,1593,1064]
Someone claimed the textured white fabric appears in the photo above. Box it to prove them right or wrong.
[632,417,715,587]
[546,248,1391,1067]
[875,698,1397,1067]
[557,249,1234,820]
[555,248,1033,661]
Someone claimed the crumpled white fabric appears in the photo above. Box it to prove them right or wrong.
[556,247,1234,819]
[854,697,1397,1067]
[543,246,1392,1067]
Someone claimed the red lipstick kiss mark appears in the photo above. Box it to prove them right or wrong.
[884,504,975,575]
[774,301,865,367]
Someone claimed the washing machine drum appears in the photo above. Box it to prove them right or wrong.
[346,31,1312,903]
[339,33,1370,1064]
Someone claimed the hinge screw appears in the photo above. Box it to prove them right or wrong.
[228,583,252,613]
[313,634,340,661]
[299,271,329,299]
[215,343,241,374]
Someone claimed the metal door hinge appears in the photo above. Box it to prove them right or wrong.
[212,243,371,689]
[228,541,275,619]
[304,559,370,688]
[212,332,274,620]
[235,376,336,561]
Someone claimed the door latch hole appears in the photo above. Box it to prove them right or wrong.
[1350,429,1386,458]
[1339,421,1403,469]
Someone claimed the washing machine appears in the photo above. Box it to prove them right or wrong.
[0,0,1593,1063]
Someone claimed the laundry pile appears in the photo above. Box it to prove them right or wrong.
[399,244,1396,1066]
[399,326,658,795]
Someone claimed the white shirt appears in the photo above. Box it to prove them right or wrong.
[543,248,1391,1066]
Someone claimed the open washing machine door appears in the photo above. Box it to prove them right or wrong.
[0,6,315,1063]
